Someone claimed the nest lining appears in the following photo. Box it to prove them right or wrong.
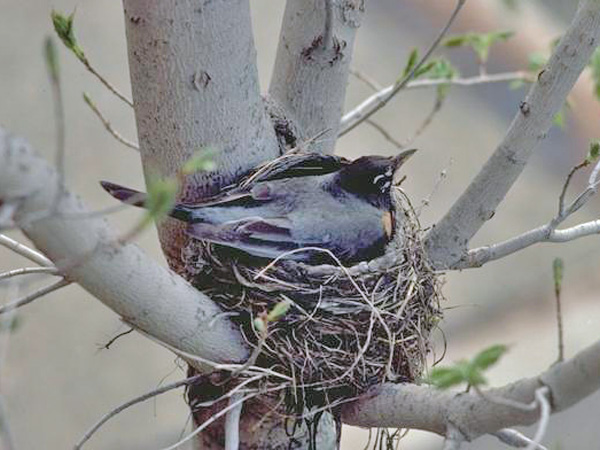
[181,188,443,413]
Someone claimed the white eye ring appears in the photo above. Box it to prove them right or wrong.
[385,167,393,177]
[373,174,386,184]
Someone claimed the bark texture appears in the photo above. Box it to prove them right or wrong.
[269,0,364,154]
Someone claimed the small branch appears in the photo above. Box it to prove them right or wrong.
[494,429,548,450]
[425,0,600,268]
[0,234,53,267]
[74,374,204,449]
[160,393,258,450]
[81,59,133,107]
[0,278,70,315]
[339,0,467,136]
[455,219,600,269]
[225,392,244,450]
[526,387,550,450]
[0,128,248,365]
[83,93,139,151]
[342,71,529,130]
[0,266,59,281]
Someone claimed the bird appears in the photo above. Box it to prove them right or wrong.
[100,149,416,264]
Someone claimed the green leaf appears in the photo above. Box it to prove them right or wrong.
[587,140,600,163]
[181,149,218,175]
[509,79,525,90]
[44,37,59,83]
[428,366,466,389]
[402,48,419,78]
[528,52,548,72]
[472,344,508,370]
[145,176,178,224]
[51,10,85,61]
[553,110,566,129]
[443,31,514,64]
[266,300,291,322]
[553,258,564,293]
[443,35,471,48]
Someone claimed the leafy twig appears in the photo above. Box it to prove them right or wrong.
[52,11,133,107]
[339,0,467,136]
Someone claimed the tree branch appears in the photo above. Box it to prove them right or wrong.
[341,339,600,442]
[268,0,365,154]
[455,219,600,268]
[0,128,248,365]
[123,0,280,265]
[425,0,600,268]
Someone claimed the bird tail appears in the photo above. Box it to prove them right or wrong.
[99,180,193,222]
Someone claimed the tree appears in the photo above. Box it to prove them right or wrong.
[1,0,600,449]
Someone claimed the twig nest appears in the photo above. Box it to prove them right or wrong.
[181,187,443,411]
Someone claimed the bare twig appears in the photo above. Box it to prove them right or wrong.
[160,393,258,450]
[526,387,550,450]
[339,0,467,136]
[494,428,548,449]
[343,71,530,131]
[74,374,204,449]
[0,278,70,315]
[0,235,53,267]
[0,266,59,281]
[553,259,565,364]
[225,392,244,450]
[83,93,139,151]
[79,59,133,107]
[100,327,134,350]
[457,219,600,268]
[365,119,405,150]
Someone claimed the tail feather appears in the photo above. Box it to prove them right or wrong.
[100,181,147,207]
[100,180,194,222]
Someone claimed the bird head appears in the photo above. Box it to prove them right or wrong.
[337,148,417,208]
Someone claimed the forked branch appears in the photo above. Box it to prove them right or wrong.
[425,0,600,268]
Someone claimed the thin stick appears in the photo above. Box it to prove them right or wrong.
[526,387,550,450]
[341,71,529,131]
[494,428,548,450]
[160,393,258,450]
[224,393,244,450]
[0,234,53,266]
[0,266,59,281]
[0,279,70,315]
[80,59,133,107]
[83,93,139,151]
[339,0,467,136]
[74,374,205,449]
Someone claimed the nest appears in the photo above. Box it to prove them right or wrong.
[180,182,444,418]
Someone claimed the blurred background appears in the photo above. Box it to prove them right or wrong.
[0,0,599,448]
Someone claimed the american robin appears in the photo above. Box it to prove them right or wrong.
[101,149,416,264]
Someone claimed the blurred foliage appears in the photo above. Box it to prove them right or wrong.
[428,344,508,389]
[443,31,514,65]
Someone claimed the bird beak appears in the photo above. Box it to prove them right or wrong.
[392,148,417,168]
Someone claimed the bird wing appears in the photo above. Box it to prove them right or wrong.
[187,217,329,261]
